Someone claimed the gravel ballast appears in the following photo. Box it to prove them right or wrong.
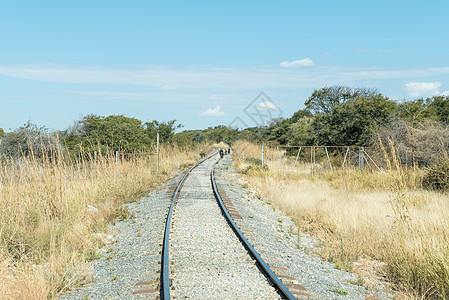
[170,156,280,299]
[60,153,393,299]
[59,172,184,299]
[214,154,393,299]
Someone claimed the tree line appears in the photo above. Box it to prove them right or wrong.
[1,86,448,165]
[0,116,182,158]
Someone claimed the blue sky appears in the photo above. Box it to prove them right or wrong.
[1,0,449,132]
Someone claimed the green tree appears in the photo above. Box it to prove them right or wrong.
[427,96,449,124]
[290,109,312,123]
[398,96,449,125]
[311,94,396,146]
[305,86,377,115]
[265,119,291,144]
[237,127,265,143]
[398,98,433,124]
[0,128,5,137]
[144,120,182,143]
[63,115,152,153]
[204,126,238,145]
[287,116,315,146]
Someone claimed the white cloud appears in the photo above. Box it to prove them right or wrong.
[258,101,279,111]
[162,84,176,90]
[200,106,226,116]
[1,63,449,91]
[440,90,449,96]
[280,58,314,68]
[405,81,441,98]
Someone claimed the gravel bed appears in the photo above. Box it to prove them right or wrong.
[59,172,185,300]
[170,156,281,299]
[214,155,394,300]
[59,153,393,300]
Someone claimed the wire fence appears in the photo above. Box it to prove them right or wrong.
[0,133,161,184]
[261,144,383,179]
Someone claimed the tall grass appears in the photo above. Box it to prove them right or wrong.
[233,140,449,299]
[0,142,209,299]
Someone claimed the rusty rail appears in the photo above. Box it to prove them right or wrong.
[211,158,297,300]
[160,152,218,299]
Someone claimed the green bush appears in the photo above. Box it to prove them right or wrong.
[242,165,268,175]
[423,160,449,191]
[244,157,263,165]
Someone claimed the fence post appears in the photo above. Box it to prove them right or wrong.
[360,147,365,170]
[262,144,265,168]
[341,147,349,170]
[77,152,81,175]
[325,147,333,172]
[156,132,160,173]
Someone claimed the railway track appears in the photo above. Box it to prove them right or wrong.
[158,151,297,299]
[60,150,375,299]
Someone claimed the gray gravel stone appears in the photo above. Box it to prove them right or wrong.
[170,156,280,299]
[214,155,394,299]
[59,172,185,299]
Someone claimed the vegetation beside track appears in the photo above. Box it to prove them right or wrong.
[0,143,209,299]
[233,140,449,299]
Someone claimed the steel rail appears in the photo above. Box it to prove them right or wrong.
[210,159,297,300]
[160,152,218,300]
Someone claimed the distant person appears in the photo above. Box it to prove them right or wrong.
[219,149,224,158]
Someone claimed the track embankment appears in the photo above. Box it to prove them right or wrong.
[60,153,391,299]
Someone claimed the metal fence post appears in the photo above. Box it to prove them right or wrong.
[360,147,365,171]
[262,144,265,168]
[156,132,160,173]
[325,147,333,172]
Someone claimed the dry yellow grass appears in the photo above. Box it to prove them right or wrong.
[233,140,449,299]
[0,143,210,299]
[212,142,230,149]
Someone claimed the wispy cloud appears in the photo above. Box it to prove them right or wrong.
[405,81,441,98]
[280,58,314,68]
[258,101,279,111]
[200,106,226,116]
[1,63,449,91]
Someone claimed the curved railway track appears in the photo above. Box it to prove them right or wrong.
[160,151,296,299]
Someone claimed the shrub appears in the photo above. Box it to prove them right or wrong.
[244,157,263,166]
[0,122,62,159]
[423,160,449,191]
[372,119,449,167]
